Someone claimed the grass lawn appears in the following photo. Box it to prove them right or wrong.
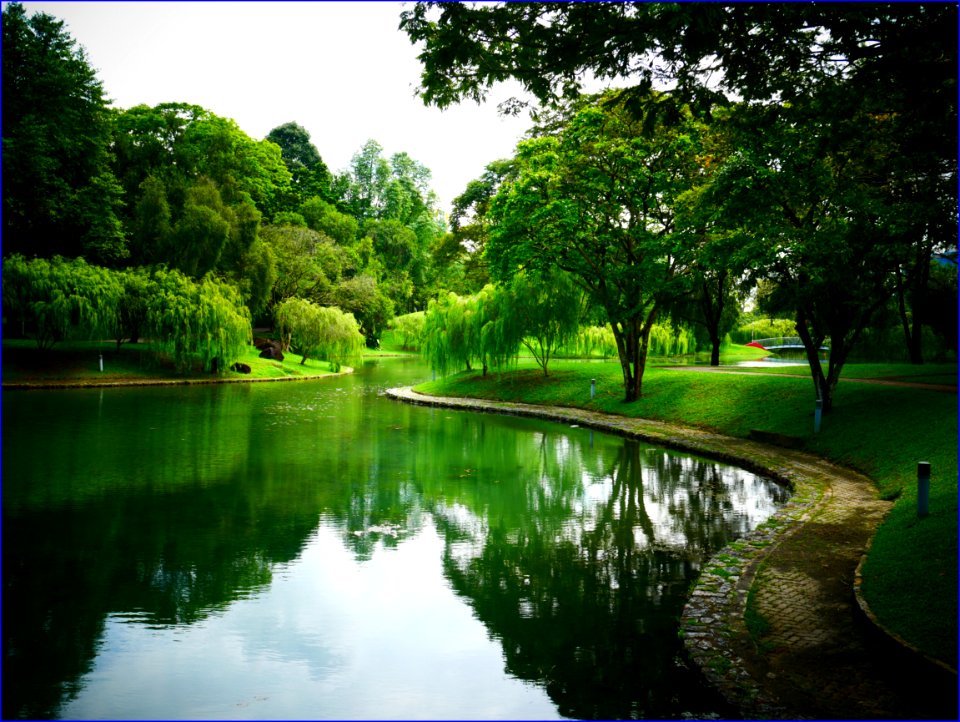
[1,338,342,384]
[416,355,958,666]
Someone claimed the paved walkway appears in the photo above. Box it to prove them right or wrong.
[386,387,958,720]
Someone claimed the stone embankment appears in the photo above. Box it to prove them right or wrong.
[386,386,956,720]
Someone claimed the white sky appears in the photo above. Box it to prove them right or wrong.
[16,1,538,215]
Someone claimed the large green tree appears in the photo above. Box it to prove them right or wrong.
[404,1,957,391]
[274,297,363,370]
[324,274,394,347]
[143,268,252,373]
[504,269,582,377]
[260,223,348,310]
[421,288,515,378]
[488,95,705,401]
[401,4,955,117]
[668,131,750,368]
[707,99,905,411]
[2,2,126,263]
[266,121,332,208]
[439,159,517,293]
[111,103,290,315]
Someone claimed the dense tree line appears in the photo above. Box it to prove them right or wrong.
[1,2,456,369]
[2,3,955,400]
[402,1,957,408]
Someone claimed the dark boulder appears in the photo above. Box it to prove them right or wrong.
[256,340,284,361]
[258,345,284,361]
[231,362,252,374]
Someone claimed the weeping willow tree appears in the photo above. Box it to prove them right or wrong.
[422,291,475,376]
[475,283,520,375]
[422,286,522,377]
[389,310,425,350]
[2,254,123,349]
[144,267,252,372]
[647,321,696,357]
[275,297,364,371]
[574,325,618,359]
[505,269,581,376]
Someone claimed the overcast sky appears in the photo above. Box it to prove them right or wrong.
[17,1,538,214]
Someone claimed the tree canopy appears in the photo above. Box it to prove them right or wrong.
[488,93,706,401]
[2,2,125,263]
[404,0,957,404]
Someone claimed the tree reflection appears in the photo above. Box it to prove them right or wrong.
[432,438,784,719]
[2,373,785,720]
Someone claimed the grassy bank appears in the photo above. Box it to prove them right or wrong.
[415,357,958,666]
[1,339,342,385]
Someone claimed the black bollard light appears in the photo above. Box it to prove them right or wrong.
[917,461,930,518]
[591,378,596,400]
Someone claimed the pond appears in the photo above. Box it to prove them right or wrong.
[2,359,790,720]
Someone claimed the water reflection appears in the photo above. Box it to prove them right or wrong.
[433,439,786,719]
[2,361,788,719]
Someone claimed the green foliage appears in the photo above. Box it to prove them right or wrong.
[144,267,252,372]
[110,267,152,350]
[363,218,425,313]
[488,92,707,400]
[401,4,956,121]
[2,256,252,370]
[332,140,447,309]
[324,274,394,345]
[112,103,288,302]
[266,121,332,207]
[301,196,359,245]
[647,322,697,357]
[422,292,474,377]
[261,224,347,311]
[274,297,364,370]
[707,100,917,409]
[408,0,955,408]
[2,254,123,349]
[171,177,232,276]
[2,2,126,263]
[572,325,618,360]
[730,316,798,345]
[505,269,582,376]
[389,311,426,350]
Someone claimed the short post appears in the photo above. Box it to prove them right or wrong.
[590,378,596,400]
[98,353,103,372]
[814,397,822,433]
[917,461,930,518]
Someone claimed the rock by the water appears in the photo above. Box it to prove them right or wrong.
[256,341,284,361]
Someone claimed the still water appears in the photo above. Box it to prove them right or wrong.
[3,359,789,720]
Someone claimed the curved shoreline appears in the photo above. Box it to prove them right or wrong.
[1,367,353,390]
[385,386,949,719]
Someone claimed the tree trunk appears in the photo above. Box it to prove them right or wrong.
[611,322,639,402]
[896,265,925,365]
[709,333,721,367]
[702,277,724,367]
[611,313,654,403]
[795,311,833,412]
